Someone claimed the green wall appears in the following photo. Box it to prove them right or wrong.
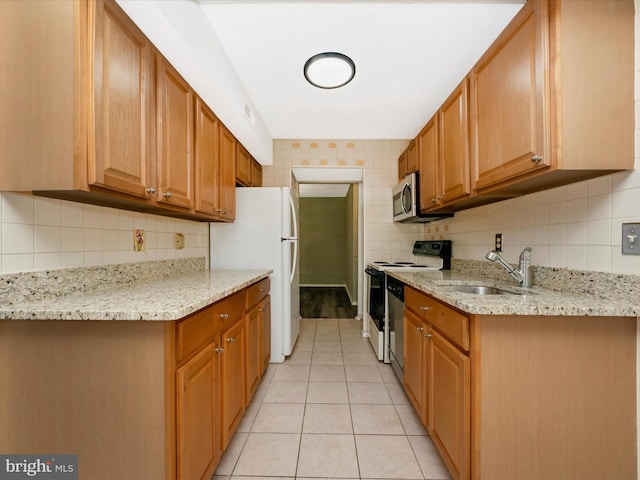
[299,196,348,286]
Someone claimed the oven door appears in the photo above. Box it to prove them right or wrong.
[365,266,387,362]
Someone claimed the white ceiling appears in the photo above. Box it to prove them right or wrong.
[199,1,525,140]
[117,0,524,164]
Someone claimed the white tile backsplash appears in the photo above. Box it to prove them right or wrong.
[0,192,209,273]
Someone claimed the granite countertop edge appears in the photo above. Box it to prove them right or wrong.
[0,270,272,321]
[388,270,640,317]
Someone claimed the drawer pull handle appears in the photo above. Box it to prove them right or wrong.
[419,306,430,311]
[219,313,229,319]
[214,347,224,353]
[226,337,236,343]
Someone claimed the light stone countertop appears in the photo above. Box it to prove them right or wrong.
[0,269,271,321]
[388,270,640,317]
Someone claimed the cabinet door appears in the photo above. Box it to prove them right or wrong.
[250,158,262,187]
[194,98,219,216]
[418,118,441,212]
[427,328,470,480]
[440,80,471,204]
[397,150,408,181]
[470,1,549,192]
[88,0,153,199]
[403,309,427,424]
[217,124,236,221]
[176,342,220,480]
[406,140,418,174]
[245,306,261,405]
[260,295,271,375]
[236,143,251,186]
[156,55,194,209]
[220,317,245,450]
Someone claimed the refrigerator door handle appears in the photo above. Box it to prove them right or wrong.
[289,194,299,285]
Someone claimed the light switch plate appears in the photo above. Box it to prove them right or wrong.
[622,223,639,255]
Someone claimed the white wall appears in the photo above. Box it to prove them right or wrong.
[0,193,209,274]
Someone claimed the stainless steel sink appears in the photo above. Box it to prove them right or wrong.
[443,285,520,295]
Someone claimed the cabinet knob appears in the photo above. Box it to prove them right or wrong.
[258,307,263,312]
[164,192,172,198]
[416,326,424,332]
[424,333,433,339]
[419,306,430,311]
[146,187,156,194]
[226,337,236,343]
[219,313,229,319]
[531,155,543,163]
[214,347,224,353]
[431,198,438,203]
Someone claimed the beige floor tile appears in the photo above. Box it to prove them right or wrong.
[395,404,428,435]
[263,381,308,403]
[347,382,393,404]
[316,319,339,329]
[263,363,277,382]
[312,351,344,365]
[294,340,315,352]
[306,381,349,404]
[214,431,248,475]
[272,364,310,382]
[339,319,362,331]
[345,365,383,382]
[408,435,452,479]
[343,351,378,365]
[310,365,346,382]
[297,434,359,478]
[385,382,411,405]
[315,332,341,342]
[230,477,293,480]
[340,332,365,343]
[237,400,261,432]
[351,404,404,435]
[212,476,230,480]
[302,404,353,434]
[341,341,372,353]
[300,319,317,332]
[313,341,342,352]
[378,364,399,384]
[233,433,300,477]
[355,435,424,479]
[285,350,312,365]
[298,332,316,342]
[251,403,305,433]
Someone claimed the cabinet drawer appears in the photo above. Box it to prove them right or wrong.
[405,286,469,351]
[177,291,244,362]
[245,278,270,309]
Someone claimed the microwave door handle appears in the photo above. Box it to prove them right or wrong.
[402,183,411,215]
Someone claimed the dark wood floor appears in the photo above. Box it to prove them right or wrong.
[300,286,357,319]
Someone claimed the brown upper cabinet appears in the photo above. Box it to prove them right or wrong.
[250,159,263,187]
[408,0,634,213]
[236,143,252,186]
[0,0,248,222]
[470,0,634,198]
[156,55,195,210]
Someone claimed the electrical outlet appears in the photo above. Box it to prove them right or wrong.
[133,229,145,252]
[622,223,639,254]
[175,233,185,250]
[495,233,503,252]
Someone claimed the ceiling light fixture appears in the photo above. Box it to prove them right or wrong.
[304,52,355,89]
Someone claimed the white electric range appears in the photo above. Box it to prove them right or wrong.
[364,241,452,363]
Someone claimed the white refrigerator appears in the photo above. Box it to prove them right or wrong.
[210,187,300,363]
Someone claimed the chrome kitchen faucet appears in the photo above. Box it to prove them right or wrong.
[485,247,532,288]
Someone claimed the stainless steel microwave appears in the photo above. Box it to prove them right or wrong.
[392,172,453,223]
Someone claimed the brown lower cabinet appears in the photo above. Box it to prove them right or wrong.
[403,285,637,480]
[0,277,271,480]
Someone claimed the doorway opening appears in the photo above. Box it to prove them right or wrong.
[291,167,364,322]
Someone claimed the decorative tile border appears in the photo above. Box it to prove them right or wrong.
[0,257,206,306]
